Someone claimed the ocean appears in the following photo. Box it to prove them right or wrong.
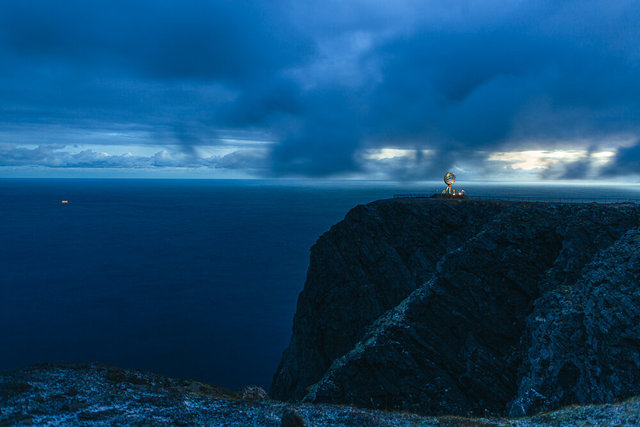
[1,179,639,390]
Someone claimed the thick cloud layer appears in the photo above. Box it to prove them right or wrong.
[1,0,639,179]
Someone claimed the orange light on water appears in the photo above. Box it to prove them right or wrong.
[61,200,69,204]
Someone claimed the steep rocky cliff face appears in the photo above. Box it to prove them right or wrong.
[271,198,640,417]
[511,227,640,416]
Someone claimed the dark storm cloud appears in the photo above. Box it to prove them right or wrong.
[0,0,311,133]
[602,141,640,176]
[0,0,308,81]
[558,159,592,180]
[1,0,640,178]
[267,0,640,178]
[322,1,640,177]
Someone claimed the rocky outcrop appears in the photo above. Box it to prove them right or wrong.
[280,408,308,427]
[271,198,640,416]
[240,385,269,401]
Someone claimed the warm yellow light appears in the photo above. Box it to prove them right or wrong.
[61,200,69,204]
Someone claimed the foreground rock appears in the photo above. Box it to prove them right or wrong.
[2,363,640,426]
[241,385,270,402]
[271,198,640,417]
[281,407,308,427]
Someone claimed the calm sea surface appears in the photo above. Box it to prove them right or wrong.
[1,179,639,390]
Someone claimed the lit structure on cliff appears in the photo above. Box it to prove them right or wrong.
[443,172,456,195]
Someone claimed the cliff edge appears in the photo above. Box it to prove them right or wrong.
[271,198,640,417]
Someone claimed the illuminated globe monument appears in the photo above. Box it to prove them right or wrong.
[443,172,456,195]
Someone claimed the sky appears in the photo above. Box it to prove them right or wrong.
[1,0,639,181]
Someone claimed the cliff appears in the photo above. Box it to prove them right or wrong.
[271,198,640,417]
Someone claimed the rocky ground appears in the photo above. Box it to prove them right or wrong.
[2,363,640,426]
[271,198,640,417]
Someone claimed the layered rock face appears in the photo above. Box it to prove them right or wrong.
[511,227,640,416]
[271,198,640,417]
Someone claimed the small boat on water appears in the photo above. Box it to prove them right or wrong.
[60,200,69,204]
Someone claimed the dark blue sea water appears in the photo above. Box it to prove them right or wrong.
[1,179,639,390]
